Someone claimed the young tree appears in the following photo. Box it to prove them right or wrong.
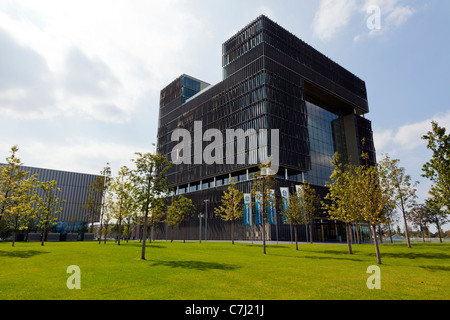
[96,164,112,244]
[215,179,244,245]
[0,146,37,225]
[282,183,320,250]
[379,155,418,248]
[109,166,135,246]
[426,199,449,243]
[356,162,395,264]
[250,164,277,254]
[4,174,37,247]
[34,180,64,246]
[282,189,304,250]
[167,195,195,243]
[324,154,360,255]
[299,183,320,245]
[83,165,110,236]
[129,152,172,260]
[409,204,431,243]
[422,122,450,215]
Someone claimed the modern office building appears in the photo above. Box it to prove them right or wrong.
[156,15,376,243]
[0,164,104,238]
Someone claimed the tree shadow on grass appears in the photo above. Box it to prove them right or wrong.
[149,260,241,271]
[0,250,50,259]
[366,251,450,260]
[270,252,366,262]
[419,265,450,272]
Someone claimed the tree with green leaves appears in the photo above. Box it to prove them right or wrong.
[422,121,449,218]
[426,199,449,243]
[409,203,431,243]
[215,179,244,245]
[324,154,361,255]
[356,160,395,264]
[167,195,195,243]
[96,164,112,243]
[129,152,172,260]
[83,164,110,237]
[34,180,64,246]
[0,146,36,224]
[282,189,304,250]
[299,183,320,245]
[4,174,37,247]
[109,166,135,246]
[250,164,277,254]
[379,154,418,248]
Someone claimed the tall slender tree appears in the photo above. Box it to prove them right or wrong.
[34,180,64,246]
[0,146,36,224]
[250,164,277,254]
[379,155,418,248]
[167,195,195,243]
[324,154,360,254]
[422,122,449,219]
[109,166,135,246]
[215,179,244,245]
[129,152,172,260]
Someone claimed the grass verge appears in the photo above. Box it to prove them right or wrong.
[1,241,449,300]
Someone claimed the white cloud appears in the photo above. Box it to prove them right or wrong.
[362,0,415,38]
[312,0,357,41]
[374,110,450,155]
[18,136,143,176]
[374,110,450,206]
[312,0,417,41]
[0,0,207,122]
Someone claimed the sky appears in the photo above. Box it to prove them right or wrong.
[0,0,449,229]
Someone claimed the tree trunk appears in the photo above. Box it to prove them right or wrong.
[372,224,382,264]
[378,225,383,244]
[400,197,412,248]
[436,221,443,243]
[262,218,266,254]
[117,220,122,246]
[309,223,313,244]
[104,226,108,244]
[346,223,353,254]
[98,215,103,244]
[12,231,16,247]
[294,224,298,251]
[41,223,47,246]
[231,220,235,245]
[388,224,393,243]
[141,212,149,260]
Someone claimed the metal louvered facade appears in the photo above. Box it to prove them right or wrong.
[2,164,104,234]
[155,15,376,243]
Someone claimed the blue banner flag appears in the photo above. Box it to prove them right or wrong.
[255,192,263,226]
[280,187,289,223]
[268,189,276,225]
[244,193,252,226]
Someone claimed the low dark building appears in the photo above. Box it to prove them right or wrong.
[0,164,104,240]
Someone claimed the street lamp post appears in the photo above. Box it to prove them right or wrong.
[199,213,203,244]
[204,200,209,242]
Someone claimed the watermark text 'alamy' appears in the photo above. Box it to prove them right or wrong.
[171,121,279,175]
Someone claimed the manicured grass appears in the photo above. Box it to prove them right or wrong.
[0,240,449,300]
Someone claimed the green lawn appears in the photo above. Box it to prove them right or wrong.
[0,240,449,300]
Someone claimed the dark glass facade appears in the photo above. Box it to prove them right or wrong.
[155,16,375,243]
